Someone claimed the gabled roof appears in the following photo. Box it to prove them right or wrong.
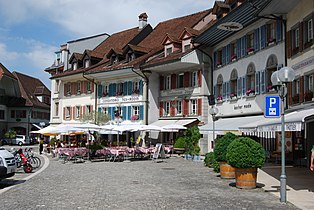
[123,44,150,54]
[12,71,50,109]
[83,49,103,60]
[179,27,200,40]
[106,48,124,59]
[0,63,17,80]
[161,33,181,45]
[212,1,231,15]
[69,52,83,63]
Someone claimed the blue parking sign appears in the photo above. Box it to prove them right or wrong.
[265,96,281,118]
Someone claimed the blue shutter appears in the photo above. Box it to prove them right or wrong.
[128,81,132,95]
[123,82,128,95]
[241,36,247,57]
[139,105,144,120]
[98,84,103,98]
[222,46,226,65]
[261,25,267,49]
[255,72,260,94]
[122,106,127,120]
[227,82,230,98]
[254,28,260,51]
[213,85,216,97]
[112,83,116,96]
[242,77,246,96]
[223,82,227,99]
[139,80,143,95]
[261,70,266,93]
[276,19,282,42]
[237,39,242,59]
[226,44,231,64]
[108,107,114,120]
[213,51,217,68]
[127,106,131,120]
[109,84,113,97]
[98,107,101,112]
[237,78,242,96]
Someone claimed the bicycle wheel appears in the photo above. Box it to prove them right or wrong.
[33,156,42,168]
[23,163,33,173]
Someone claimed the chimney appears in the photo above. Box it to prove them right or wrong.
[138,12,148,30]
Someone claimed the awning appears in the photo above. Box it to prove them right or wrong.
[200,115,265,135]
[257,108,314,132]
[150,118,199,127]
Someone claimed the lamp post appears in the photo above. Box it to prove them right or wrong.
[209,106,219,152]
[271,66,295,203]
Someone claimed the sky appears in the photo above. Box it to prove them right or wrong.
[0,0,215,89]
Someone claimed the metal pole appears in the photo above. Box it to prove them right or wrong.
[212,114,215,149]
[280,84,287,203]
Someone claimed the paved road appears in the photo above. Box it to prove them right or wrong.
[0,155,299,210]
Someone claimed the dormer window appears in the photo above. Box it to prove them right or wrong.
[84,59,90,68]
[127,52,135,62]
[184,44,191,52]
[111,54,118,65]
[73,62,78,70]
[166,47,172,56]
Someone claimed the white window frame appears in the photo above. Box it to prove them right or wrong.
[87,82,91,93]
[178,73,184,88]
[55,80,60,93]
[165,76,171,90]
[73,62,78,70]
[191,71,198,87]
[190,99,197,115]
[307,19,313,43]
[76,81,81,94]
[55,102,59,117]
[66,107,70,119]
[294,28,300,48]
[86,105,91,115]
[132,106,139,116]
[75,106,80,119]
[309,75,313,92]
[66,82,71,95]
[164,102,170,116]
[176,100,182,115]
[133,81,139,93]
[84,59,90,68]
[166,47,172,56]
[102,107,108,115]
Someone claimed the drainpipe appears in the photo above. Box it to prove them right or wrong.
[82,72,98,124]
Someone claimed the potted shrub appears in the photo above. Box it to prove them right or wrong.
[173,136,185,155]
[204,152,220,173]
[226,136,265,189]
[214,132,237,179]
[184,126,201,160]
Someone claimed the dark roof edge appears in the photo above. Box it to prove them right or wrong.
[67,32,110,44]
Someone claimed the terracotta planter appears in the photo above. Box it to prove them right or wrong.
[219,161,235,179]
[235,167,257,189]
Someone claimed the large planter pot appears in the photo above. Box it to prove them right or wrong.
[173,148,185,155]
[235,168,257,189]
[219,161,235,179]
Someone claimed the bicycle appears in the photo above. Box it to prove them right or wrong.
[24,148,42,169]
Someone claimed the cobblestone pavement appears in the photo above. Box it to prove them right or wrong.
[0,156,299,210]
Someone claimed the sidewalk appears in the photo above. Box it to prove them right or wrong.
[258,165,314,210]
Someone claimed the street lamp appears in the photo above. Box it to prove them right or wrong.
[271,66,295,203]
[209,106,219,153]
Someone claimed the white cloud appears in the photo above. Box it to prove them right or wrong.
[0,43,19,61]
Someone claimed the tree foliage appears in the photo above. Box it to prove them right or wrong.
[213,132,237,162]
[80,110,110,125]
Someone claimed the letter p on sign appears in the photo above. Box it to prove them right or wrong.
[265,96,280,118]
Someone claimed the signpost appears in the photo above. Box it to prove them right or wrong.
[265,95,281,118]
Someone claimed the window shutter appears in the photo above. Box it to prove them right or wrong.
[241,36,247,57]
[227,81,230,98]
[139,105,144,120]
[70,107,74,120]
[237,39,242,59]
[71,82,75,95]
[123,82,128,95]
[197,98,202,116]
[139,80,143,95]
[63,107,66,120]
[127,106,131,120]
[108,84,113,96]
[128,81,132,95]
[159,102,164,117]
[183,99,189,116]
[299,22,303,52]
[222,46,226,65]
[80,106,83,118]
[64,84,67,96]
[300,76,304,101]
[81,81,85,94]
[237,78,242,96]
[213,85,217,97]
[171,74,176,89]
[108,107,114,120]
[160,76,164,90]
[213,51,217,67]
[98,84,103,98]
[226,44,231,64]
[112,83,117,96]
[184,72,190,87]
[254,28,260,51]
[198,70,202,87]
[304,75,309,91]
[91,82,94,93]
[276,19,283,42]
[223,82,227,99]
[261,25,267,49]
[255,72,260,94]
[287,30,292,58]
[122,106,127,120]
[261,70,266,93]
[242,77,246,96]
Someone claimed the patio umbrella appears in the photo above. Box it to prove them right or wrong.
[162,124,187,131]
[138,125,164,147]
[31,126,61,136]
[74,123,101,130]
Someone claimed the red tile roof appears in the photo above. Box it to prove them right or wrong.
[13,71,50,109]
[0,63,17,80]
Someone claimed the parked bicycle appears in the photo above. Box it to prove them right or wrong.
[24,148,42,169]
[11,148,33,173]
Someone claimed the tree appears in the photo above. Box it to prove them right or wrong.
[80,111,110,125]
[4,129,16,138]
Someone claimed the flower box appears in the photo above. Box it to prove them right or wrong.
[116,91,123,96]
[230,93,237,99]
[216,95,223,102]
[216,61,222,68]
[102,92,108,97]
[131,115,139,121]
[132,89,140,94]
[246,89,255,96]
[231,55,237,62]
[247,48,254,55]
[268,38,276,46]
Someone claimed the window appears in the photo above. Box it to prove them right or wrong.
[231,42,237,60]
[166,47,172,56]
[164,102,170,116]
[73,62,78,70]
[247,33,254,53]
[176,101,182,115]
[304,75,313,102]
[165,76,171,90]
[66,107,70,119]
[16,110,26,118]
[266,22,276,43]
[75,106,80,119]
[133,81,139,94]
[309,75,313,92]
[116,82,124,96]
[84,59,90,68]
[190,99,197,115]
[246,64,255,95]
[217,49,222,66]
[76,81,81,94]
[304,17,313,45]
[87,82,91,93]
[103,84,109,96]
[11,110,15,118]
[177,73,184,88]
[132,106,139,116]
[66,82,71,95]
[55,80,60,93]
[0,110,4,120]
[55,102,59,116]
[86,105,91,115]
[230,69,238,98]
[191,71,198,87]
[292,27,300,49]
[184,44,191,52]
